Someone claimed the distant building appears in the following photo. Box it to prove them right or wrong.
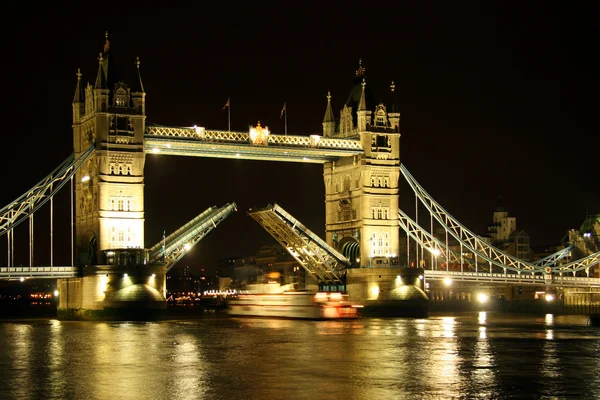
[485,205,531,261]
[564,209,600,277]
[219,244,309,289]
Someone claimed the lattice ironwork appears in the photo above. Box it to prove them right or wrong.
[425,270,600,288]
[554,251,600,275]
[400,164,600,275]
[148,203,237,272]
[531,245,574,267]
[0,145,95,237]
[145,126,363,150]
[248,203,349,284]
[398,209,480,271]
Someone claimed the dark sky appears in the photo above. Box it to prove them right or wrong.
[2,2,597,273]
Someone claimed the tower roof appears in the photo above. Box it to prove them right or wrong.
[345,59,377,110]
[345,59,377,126]
[94,32,122,91]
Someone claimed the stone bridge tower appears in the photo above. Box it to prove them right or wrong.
[323,60,401,268]
[71,34,146,266]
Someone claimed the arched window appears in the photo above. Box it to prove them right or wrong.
[343,176,351,192]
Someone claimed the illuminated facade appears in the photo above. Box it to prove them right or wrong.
[72,34,146,265]
[323,61,401,267]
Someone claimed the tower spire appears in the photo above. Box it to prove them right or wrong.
[73,68,84,103]
[322,91,336,137]
[358,78,367,111]
[94,52,106,89]
[132,56,145,93]
[323,91,335,123]
[387,80,401,131]
[104,31,110,53]
[356,58,366,77]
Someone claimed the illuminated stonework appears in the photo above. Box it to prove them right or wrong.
[72,36,146,265]
[323,64,401,267]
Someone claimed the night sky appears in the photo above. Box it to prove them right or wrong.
[3,2,597,274]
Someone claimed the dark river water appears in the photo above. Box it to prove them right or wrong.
[1,312,599,399]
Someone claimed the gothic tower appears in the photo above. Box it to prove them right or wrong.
[72,33,146,265]
[322,61,401,267]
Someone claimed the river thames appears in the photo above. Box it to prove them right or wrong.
[1,312,599,399]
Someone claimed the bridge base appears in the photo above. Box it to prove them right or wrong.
[57,263,167,321]
[345,267,429,318]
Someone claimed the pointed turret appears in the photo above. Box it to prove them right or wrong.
[322,91,335,137]
[72,69,85,123]
[387,80,400,131]
[131,56,146,115]
[94,52,109,112]
[357,78,372,131]
[131,56,145,93]
[94,52,107,89]
[73,68,84,103]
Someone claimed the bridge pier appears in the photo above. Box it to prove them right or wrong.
[345,267,429,317]
[57,249,166,321]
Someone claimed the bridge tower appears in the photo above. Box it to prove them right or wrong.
[72,33,146,265]
[323,60,401,268]
[322,61,427,316]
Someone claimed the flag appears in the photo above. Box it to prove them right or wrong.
[280,102,286,119]
[221,97,230,111]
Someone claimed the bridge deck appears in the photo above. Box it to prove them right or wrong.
[425,270,600,288]
[0,266,78,279]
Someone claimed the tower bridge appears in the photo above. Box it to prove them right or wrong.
[1,35,599,319]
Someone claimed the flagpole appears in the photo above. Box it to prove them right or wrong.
[284,102,287,135]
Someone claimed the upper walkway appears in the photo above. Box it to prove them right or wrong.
[144,125,363,163]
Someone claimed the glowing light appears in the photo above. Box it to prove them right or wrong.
[545,314,554,325]
[369,285,380,299]
[249,122,269,145]
[443,278,452,286]
[81,175,90,182]
[19,277,24,282]
[184,243,191,251]
[53,290,59,297]
[418,275,424,280]
[479,326,487,339]
[309,134,321,147]
[429,247,441,256]
[545,294,555,302]
[152,148,160,154]
[477,293,488,303]
[478,311,487,324]
[123,273,128,277]
[151,274,156,278]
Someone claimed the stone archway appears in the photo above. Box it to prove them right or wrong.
[339,236,360,267]
[79,230,98,266]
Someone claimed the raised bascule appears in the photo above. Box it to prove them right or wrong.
[1,35,599,319]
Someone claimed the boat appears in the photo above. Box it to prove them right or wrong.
[227,277,361,320]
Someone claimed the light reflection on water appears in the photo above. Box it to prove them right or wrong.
[0,312,599,400]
